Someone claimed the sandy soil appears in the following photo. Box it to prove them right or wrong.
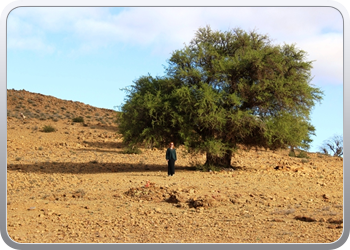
[6,89,343,243]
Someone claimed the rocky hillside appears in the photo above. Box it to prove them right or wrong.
[7,89,118,125]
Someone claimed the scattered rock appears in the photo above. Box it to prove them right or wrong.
[323,194,330,200]
[328,224,343,229]
[327,218,343,224]
[166,194,182,203]
[294,215,317,222]
[271,218,285,222]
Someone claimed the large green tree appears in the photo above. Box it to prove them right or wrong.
[118,26,323,167]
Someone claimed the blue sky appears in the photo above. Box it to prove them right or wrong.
[6,7,343,153]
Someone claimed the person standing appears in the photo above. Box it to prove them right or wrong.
[166,142,177,176]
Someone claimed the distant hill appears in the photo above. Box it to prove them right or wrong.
[7,89,119,125]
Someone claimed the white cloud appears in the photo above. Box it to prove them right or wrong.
[297,33,343,85]
[7,6,343,85]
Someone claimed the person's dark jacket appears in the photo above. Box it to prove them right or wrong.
[166,148,177,161]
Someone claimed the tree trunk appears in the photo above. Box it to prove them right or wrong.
[205,150,232,168]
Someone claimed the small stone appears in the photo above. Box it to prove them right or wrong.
[323,194,330,199]
[318,218,326,222]
[197,207,204,213]
[294,215,317,222]
[28,206,36,210]
[272,218,285,222]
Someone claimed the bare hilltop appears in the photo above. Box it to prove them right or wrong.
[7,89,343,243]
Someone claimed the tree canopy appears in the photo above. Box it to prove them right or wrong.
[118,26,323,167]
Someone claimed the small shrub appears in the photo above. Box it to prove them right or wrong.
[290,150,309,159]
[284,209,295,215]
[38,146,43,150]
[288,150,296,157]
[90,160,98,164]
[75,189,86,198]
[122,147,142,154]
[61,107,66,110]
[72,117,84,123]
[42,125,56,133]
[297,151,309,158]
[15,157,21,161]
[301,159,309,164]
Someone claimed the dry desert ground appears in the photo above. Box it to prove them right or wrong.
[6,89,343,243]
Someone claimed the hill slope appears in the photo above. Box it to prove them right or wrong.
[7,89,118,124]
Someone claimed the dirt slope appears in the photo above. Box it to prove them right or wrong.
[6,89,343,243]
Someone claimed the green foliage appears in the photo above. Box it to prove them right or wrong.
[42,125,56,133]
[118,76,182,149]
[72,116,84,123]
[288,150,296,157]
[121,146,142,155]
[296,151,309,159]
[118,26,323,167]
[289,149,309,158]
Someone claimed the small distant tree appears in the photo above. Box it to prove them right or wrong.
[319,135,343,157]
